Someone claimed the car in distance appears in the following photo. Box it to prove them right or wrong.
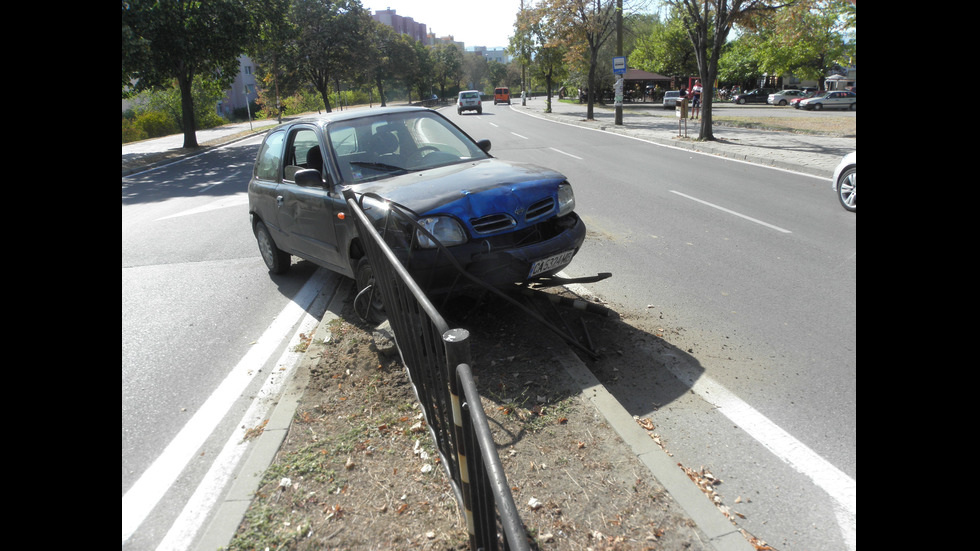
[832,152,856,212]
[248,106,586,321]
[768,89,806,106]
[789,91,821,109]
[457,90,482,114]
[731,88,774,104]
[800,90,856,111]
[662,90,681,108]
[494,87,511,105]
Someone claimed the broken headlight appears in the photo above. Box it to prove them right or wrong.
[416,216,467,248]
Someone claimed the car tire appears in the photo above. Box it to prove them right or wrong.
[255,221,290,274]
[814,103,823,110]
[778,100,787,106]
[836,167,856,212]
[354,256,387,325]
[849,103,856,111]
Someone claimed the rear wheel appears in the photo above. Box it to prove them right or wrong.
[354,256,387,325]
[255,221,290,274]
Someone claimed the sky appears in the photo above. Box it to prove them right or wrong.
[365,0,524,49]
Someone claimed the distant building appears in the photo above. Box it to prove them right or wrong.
[470,46,509,64]
[216,54,259,118]
[372,8,429,44]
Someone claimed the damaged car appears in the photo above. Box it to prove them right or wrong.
[248,106,586,320]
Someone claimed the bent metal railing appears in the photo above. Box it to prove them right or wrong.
[343,189,529,551]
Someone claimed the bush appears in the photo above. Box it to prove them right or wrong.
[122,117,147,143]
[134,111,178,140]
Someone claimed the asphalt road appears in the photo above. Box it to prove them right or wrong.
[446,102,855,551]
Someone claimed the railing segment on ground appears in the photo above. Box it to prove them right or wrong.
[343,189,529,551]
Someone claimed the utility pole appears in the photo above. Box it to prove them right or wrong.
[521,0,527,106]
[614,0,623,125]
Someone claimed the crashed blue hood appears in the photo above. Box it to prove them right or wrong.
[349,158,566,221]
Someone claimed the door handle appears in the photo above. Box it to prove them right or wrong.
[276,195,284,207]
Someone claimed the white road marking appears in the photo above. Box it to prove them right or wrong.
[549,147,583,160]
[510,132,528,139]
[122,268,333,545]
[669,190,792,233]
[154,271,336,551]
[155,193,249,221]
[665,358,856,551]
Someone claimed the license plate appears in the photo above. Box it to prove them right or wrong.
[528,250,575,278]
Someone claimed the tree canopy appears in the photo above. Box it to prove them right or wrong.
[121,0,252,147]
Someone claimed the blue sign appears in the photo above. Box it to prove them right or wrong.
[613,56,626,75]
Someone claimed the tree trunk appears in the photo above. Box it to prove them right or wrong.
[178,73,198,149]
[376,74,387,107]
[586,61,597,120]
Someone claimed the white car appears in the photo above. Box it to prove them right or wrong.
[662,90,681,108]
[832,152,856,211]
[800,91,856,111]
[456,90,482,115]
[767,89,806,106]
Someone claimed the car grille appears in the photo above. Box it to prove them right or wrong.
[470,197,556,235]
[525,197,555,222]
[471,213,516,234]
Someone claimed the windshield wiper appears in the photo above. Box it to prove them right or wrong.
[350,161,409,173]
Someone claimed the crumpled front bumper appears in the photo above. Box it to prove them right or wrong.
[405,213,586,295]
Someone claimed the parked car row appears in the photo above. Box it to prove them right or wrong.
[659,87,855,111]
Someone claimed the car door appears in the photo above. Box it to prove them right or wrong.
[275,125,349,273]
[828,92,848,108]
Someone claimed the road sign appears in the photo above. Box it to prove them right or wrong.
[613,56,626,75]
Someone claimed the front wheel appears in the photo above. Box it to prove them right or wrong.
[354,256,387,325]
[836,167,856,212]
[255,221,290,274]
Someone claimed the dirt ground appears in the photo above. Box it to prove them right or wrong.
[223,282,750,551]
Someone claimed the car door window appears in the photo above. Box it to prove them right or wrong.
[284,128,322,183]
[254,130,285,181]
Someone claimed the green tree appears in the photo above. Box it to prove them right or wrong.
[432,42,464,99]
[247,0,300,122]
[290,0,370,113]
[122,0,251,148]
[746,0,855,88]
[629,8,699,79]
[408,40,435,102]
[666,0,784,140]
[521,4,568,112]
[363,22,415,106]
[542,0,620,120]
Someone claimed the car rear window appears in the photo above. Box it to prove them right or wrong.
[461,92,480,99]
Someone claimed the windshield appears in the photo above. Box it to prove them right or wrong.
[327,110,490,184]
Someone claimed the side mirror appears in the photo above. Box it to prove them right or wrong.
[295,168,330,188]
[477,139,491,153]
